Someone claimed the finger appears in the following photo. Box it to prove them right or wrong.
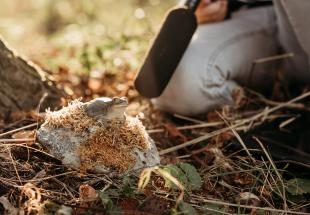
[196,0,228,24]
[208,0,228,21]
[203,0,224,17]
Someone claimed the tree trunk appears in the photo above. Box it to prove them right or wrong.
[0,37,62,119]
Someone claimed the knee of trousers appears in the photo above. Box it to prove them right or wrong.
[152,59,239,116]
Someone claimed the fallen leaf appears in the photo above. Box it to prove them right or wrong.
[207,112,222,123]
[0,196,19,215]
[163,121,187,142]
[117,198,139,215]
[163,163,202,191]
[136,195,168,215]
[233,173,254,186]
[232,87,245,107]
[178,201,197,215]
[286,178,310,195]
[236,192,261,207]
[178,163,202,191]
[79,184,98,202]
[212,131,234,144]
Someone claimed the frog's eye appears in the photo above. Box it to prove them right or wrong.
[112,97,120,103]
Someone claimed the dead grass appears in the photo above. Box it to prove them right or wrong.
[1,87,310,214]
[44,99,98,133]
[0,1,310,213]
[80,116,149,172]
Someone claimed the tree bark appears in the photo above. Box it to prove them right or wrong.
[0,37,62,119]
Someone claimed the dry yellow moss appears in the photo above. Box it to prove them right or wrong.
[79,117,149,172]
[44,100,98,133]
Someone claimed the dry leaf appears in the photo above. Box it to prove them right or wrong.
[0,196,20,215]
[213,131,234,145]
[233,173,254,186]
[232,87,245,107]
[136,195,168,215]
[79,184,98,202]
[207,111,222,123]
[237,192,261,207]
[163,121,187,142]
[117,198,139,215]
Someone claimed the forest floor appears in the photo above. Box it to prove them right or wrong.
[0,1,310,214]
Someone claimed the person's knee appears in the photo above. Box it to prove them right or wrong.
[152,62,238,116]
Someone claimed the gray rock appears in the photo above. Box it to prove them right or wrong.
[37,97,160,174]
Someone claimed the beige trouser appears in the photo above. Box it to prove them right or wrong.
[153,0,310,116]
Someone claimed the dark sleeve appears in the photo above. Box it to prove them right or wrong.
[225,0,273,19]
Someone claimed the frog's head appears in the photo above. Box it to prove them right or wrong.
[105,97,128,121]
[111,97,128,108]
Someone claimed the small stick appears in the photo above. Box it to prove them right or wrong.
[247,89,306,110]
[254,137,288,211]
[0,123,38,138]
[147,121,224,134]
[192,198,308,215]
[159,91,310,155]
[219,113,256,163]
[254,53,294,64]
[173,114,206,124]
[248,53,294,85]
[7,146,22,185]
[0,138,35,143]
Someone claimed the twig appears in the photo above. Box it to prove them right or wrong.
[254,53,294,64]
[254,137,288,212]
[248,53,294,85]
[217,112,256,163]
[247,89,306,110]
[279,116,298,129]
[6,146,22,185]
[0,123,38,138]
[147,121,224,134]
[173,114,206,124]
[191,197,308,215]
[159,91,310,155]
[159,126,234,155]
[0,138,35,143]
[0,171,77,183]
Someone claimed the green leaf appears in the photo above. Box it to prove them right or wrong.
[286,178,310,195]
[109,206,123,215]
[98,191,113,206]
[178,163,202,191]
[178,201,197,215]
[162,163,202,191]
[105,188,120,198]
[121,174,136,197]
[163,165,187,190]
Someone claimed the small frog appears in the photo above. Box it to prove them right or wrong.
[83,97,128,121]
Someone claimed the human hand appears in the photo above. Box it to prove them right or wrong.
[195,0,228,24]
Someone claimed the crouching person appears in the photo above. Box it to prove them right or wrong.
[153,0,310,116]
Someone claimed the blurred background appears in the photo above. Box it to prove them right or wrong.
[0,0,179,102]
[0,0,175,80]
